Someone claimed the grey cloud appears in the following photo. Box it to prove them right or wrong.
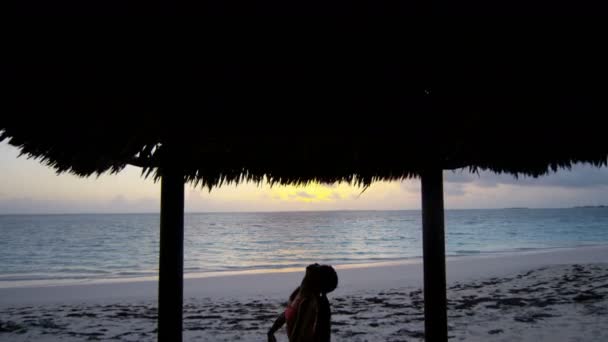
[109,195,128,205]
[445,165,608,189]
[329,192,342,200]
[509,167,608,188]
[296,191,315,199]
[444,183,467,196]
[445,170,510,188]
[400,182,421,193]
[444,171,478,183]
[0,196,159,214]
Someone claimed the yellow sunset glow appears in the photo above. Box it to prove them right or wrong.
[269,183,357,202]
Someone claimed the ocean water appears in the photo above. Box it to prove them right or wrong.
[1,209,607,286]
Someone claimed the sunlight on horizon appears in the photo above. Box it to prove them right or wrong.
[268,182,362,202]
[2,141,608,213]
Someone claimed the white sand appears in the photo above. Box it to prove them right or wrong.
[1,245,608,341]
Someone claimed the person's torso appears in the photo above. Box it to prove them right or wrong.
[285,294,319,341]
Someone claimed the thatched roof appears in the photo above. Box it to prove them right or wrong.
[2,120,607,189]
[12,0,605,14]
[14,0,412,15]
[2,29,607,189]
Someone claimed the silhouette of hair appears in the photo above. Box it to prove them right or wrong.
[289,286,300,302]
[317,294,331,342]
[319,265,338,294]
[316,265,337,342]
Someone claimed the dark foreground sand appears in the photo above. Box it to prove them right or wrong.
[2,262,608,341]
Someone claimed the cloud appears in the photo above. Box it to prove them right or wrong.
[444,171,478,183]
[329,192,342,200]
[400,181,421,193]
[444,171,504,188]
[444,183,467,196]
[510,167,608,188]
[296,191,315,199]
[109,195,128,206]
[445,164,608,189]
[0,196,159,214]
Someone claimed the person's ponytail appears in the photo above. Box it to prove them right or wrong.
[316,292,331,342]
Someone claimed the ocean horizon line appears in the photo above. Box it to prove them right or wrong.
[1,206,607,216]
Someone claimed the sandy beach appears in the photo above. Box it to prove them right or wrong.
[1,245,608,341]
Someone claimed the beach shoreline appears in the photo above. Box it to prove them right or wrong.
[1,245,608,341]
[5,243,608,289]
[2,245,608,306]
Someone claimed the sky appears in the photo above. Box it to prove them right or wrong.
[1,141,608,214]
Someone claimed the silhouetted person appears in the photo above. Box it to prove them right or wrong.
[268,264,338,342]
[315,265,338,341]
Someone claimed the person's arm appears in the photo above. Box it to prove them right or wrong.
[268,312,285,342]
[290,298,318,342]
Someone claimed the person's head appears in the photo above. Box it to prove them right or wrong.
[301,263,322,291]
[318,265,338,295]
[301,263,338,294]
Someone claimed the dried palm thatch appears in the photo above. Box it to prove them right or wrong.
[3,28,607,186]
[2,25,608,342]
[2,122,607,189]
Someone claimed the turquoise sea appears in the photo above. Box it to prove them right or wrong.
[1,209,607,286]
